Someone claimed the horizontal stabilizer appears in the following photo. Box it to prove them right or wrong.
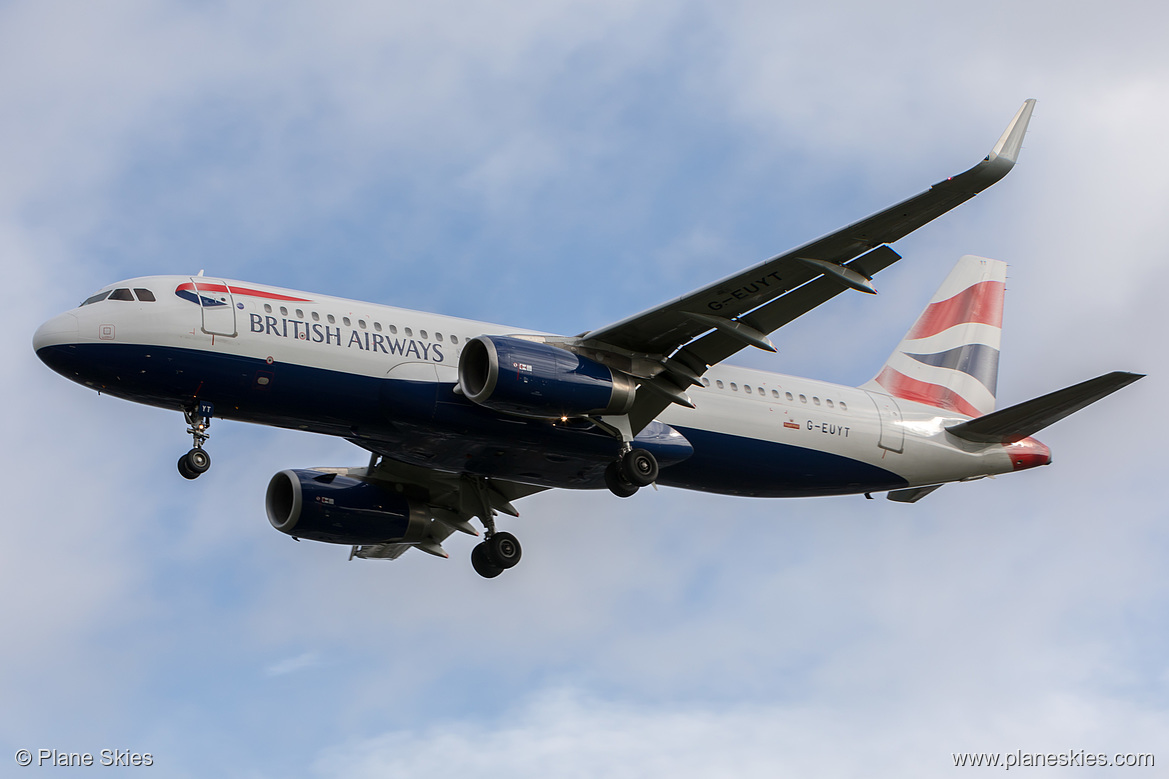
[947,371,1143,443]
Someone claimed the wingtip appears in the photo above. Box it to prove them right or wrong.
[1111,371,1146,385]
[989,98,1037,164]
[934,99,1037,194]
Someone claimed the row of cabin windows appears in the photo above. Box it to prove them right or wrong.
[700,377,847,411]
[81,288,156,306]
[262,303,461,345]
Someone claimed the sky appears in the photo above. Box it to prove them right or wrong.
[3,1,1167,776]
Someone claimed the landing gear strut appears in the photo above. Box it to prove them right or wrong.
[464,476,524,579]
[178,401,214,480]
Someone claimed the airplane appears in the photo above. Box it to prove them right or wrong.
[32,99,1143,578]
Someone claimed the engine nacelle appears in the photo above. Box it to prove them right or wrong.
[265,469,431,545]
[458,335,636,418]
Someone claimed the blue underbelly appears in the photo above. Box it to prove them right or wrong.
[659,426,907,497]
[36,342,904,497]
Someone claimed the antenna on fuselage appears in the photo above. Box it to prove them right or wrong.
[196,269,205,276]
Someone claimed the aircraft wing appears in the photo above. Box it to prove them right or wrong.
[336,442,549,561]
[574,100,1035,429]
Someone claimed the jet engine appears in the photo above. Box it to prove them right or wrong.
[458,335,636,418]
[265,469,431,545]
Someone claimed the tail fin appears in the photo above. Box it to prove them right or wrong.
[863,255,1006,417]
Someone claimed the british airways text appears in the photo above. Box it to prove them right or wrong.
[248,314,445,361]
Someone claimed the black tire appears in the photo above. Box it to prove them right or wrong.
[604,461,639,497]
[471,543,504,578]
[177,455,199,480]
[486,531,522,569]
[185,448,211,474]
[620,448,658,487]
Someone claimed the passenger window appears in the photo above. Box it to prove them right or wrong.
[786,392,794,401]
[133,288,156,302]
[358,319,367,329]
[799,394,807,403]
[81,291,111,306]
[343,317,351,326]
[744,385,751,393]
[405,327,413,337]
[327,314,336,324]
[813,397,821,406]
[840,401,848,412]
[420,330,428,340]
[109,288,134,301]
[312,311,320,322]
[826,399,834,409]
[374,322,382,332]
[389,325,398,335]
[436,333,444,342]
[264,304,273,313]
[280,306,288,316]
[702,378,711,387]
[771,389,779,398]
[716,380,724,389]
[730,383,738,391]
[295,309,304,319]
[450,335,459,344]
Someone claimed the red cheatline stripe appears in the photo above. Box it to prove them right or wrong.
[906,280,1005,341]
[874,366,982,417]
[176,282,311,302]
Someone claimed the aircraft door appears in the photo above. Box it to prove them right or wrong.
[189,277,238,337]
[864,391,904,453]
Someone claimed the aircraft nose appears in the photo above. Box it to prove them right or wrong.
[32,311,79,354]
[1006,436,1052,470]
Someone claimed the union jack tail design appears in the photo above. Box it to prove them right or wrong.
[864,255,1006,418]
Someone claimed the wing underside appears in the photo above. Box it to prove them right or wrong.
[328,443,548,561]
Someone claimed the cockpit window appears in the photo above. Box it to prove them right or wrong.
[133,288,156,302]
[109,288,134,301]
[80,290,111,306]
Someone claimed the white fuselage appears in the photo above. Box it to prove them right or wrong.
[33,275,1047,498]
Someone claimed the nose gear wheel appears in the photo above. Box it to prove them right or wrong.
[178,448,212,480]
[178,402,214,479]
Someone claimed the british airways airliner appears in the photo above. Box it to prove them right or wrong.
[32,100,1141,578]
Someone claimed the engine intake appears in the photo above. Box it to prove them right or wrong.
[265,469,431,545]
[458,335,635,418]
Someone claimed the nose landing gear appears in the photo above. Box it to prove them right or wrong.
[178,448,211,479]
[178,401,214,480]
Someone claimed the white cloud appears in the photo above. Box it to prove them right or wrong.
[266,652,321,677]
[311,686,1169,779]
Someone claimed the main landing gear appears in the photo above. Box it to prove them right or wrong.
[461,476,524,579]
[590,415,660,498]
[470,531,523,579]
[177,401,214,480]
[468,497,523,578]
[604,447,659,498]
